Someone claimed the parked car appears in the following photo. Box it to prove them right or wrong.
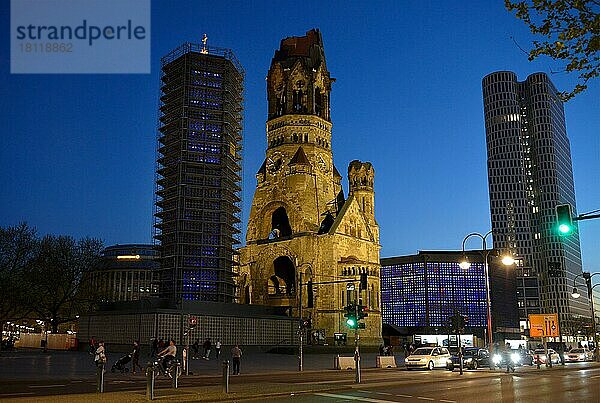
[446,347,490,370]
[405,346,451,370]
[565,348,594,362]
[533,348,560,364]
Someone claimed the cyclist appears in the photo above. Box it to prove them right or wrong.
[158,339,177,375]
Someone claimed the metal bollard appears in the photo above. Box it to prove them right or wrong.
[222,360,230,393]
[96,363,105,393]
[146,362,155,400]
[171,362,180,389]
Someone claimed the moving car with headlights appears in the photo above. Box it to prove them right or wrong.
[533,348,560,364]
[565,348,593,362]
[446,347,489,370]
[405,347,451,370]
[491,349,522,368]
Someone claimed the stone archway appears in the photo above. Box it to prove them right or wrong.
[273,256,296,295]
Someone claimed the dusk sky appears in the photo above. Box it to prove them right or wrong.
[1,1,598,272]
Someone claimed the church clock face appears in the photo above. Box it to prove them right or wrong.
[317,154,329,172]
[267,152,284,174]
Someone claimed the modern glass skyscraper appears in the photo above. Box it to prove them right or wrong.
[154,42,243,303]
[482,71,589,327]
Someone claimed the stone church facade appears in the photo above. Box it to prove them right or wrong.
[239,29,382,345]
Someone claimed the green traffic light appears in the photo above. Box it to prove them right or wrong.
[558,224,572,234]
[346,318,356,327]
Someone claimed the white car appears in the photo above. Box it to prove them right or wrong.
[565,348,594,362]
[533,348,560,364]
[405,347,451,370]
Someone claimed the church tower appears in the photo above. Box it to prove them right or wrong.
[239,29,382,345]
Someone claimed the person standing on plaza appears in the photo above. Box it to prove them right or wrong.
[131,341,143,374]
[89,336,97,355]
[203,338,212,360]
[215,339,222,358]
[192,339,199,359]
[94,341,106,368]
[231,344,242,375]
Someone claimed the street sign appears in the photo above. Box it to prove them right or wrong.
[346,283,355,291]
[529,314,559,337]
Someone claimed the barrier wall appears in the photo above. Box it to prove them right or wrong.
[15,333,78,350]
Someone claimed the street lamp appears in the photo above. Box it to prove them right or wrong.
[571,272,600,361]
[296,261,313,372]
[460,231,516,356]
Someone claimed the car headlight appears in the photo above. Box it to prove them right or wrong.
[464,358,473,363]
[579,354,585,359]
[492,354,502,365]
[446,359,453,364]
[405,358,409,363]
[511,353,520,363]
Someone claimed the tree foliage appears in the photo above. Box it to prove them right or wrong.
[505,0,600,100]
[0,223,37,327]
[27,235,103,333]
[0,223,103,333]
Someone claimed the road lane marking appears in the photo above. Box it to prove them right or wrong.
[416,397,435,401]
[396,395,413,398]
[440,400,457,403]
[590,375,600,379]
[28,384,67,388]
[314,392,400,402]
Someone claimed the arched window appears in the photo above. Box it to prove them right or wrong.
[271,207,292,237]
[315,88,323,116]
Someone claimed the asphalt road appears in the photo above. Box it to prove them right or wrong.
[269,365,600,403]
[1,350,599,401]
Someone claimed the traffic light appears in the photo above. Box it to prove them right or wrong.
[344,304,357,329]
[556,204,574,235]
[357,305,369,320]
[360,273,368,290]
[307,280,314,308]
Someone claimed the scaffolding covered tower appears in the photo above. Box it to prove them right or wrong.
[154,42,244,303]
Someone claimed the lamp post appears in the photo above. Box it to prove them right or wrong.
[296,262,313,372]
[572,272,600,361]
[460,231,494,351]
[460,231,515,361]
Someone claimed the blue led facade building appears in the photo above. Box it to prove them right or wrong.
[154,43,244,303]
[381,251,519,341]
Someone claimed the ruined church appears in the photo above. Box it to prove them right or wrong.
[239,29,382,345]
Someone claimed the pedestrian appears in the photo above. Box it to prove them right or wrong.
[192,339,199,359]
[151,337,159,357]
[215,339,222,358]
[231,344,242,375]
[203,338,212,360]
[504,343,515,373]
[387,345,394,356]
[94,341,107,368]
[131,341,143,374]
[89,336,97,355]
[379,344,385,356]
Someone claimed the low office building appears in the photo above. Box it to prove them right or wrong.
[381,250,520,344]
[91,244,160,302]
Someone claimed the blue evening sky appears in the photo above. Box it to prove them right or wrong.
[1,1,598,272]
